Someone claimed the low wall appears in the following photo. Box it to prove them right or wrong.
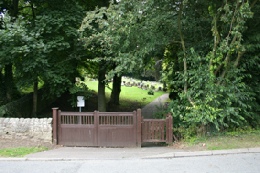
[0,118,52,143]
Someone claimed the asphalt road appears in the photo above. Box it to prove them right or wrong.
[1,153,259,173]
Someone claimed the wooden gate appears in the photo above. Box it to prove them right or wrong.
[52,108,172,147]
[142,115,173,143]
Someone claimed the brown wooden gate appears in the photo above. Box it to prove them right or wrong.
[52,108,172,147]
[142,115,173,143]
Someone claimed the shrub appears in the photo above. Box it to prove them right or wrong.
[148,89,154,95]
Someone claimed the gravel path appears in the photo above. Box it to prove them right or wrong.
[141,93,169,119]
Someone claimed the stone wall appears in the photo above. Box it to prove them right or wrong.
[0,118,52,143]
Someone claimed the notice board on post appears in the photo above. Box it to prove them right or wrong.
[77,96,85,107]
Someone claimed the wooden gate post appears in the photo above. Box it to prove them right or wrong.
[52,108,59,144]
[166,113,173,145]
[94,111,99,146]
[136,109,142,147]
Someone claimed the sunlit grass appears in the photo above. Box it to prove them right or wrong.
[182,130,260,150]
[19,80,45,94]
[85,80,166,107]
[0,147,48,157]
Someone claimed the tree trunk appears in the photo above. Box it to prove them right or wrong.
[178,2,187,94]
[98,63,106,112]
[0,69,5,99]
[177,1,195,107]
[4,64,15,101]
[32,80,38,117]
[109,74,122,105]
[3,1,20,102]
[11,0,19,17]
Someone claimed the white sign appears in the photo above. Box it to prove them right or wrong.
[77,96,85,107]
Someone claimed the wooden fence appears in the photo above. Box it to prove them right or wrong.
[52,108,172,147]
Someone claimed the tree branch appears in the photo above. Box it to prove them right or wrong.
[250,0,258,8]
[210,13,221,71]
[233,51,245,67]
[177,0,195,107]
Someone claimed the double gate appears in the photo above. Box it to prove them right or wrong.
[52,108,172,147]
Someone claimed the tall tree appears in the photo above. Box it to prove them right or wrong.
[161,0,260,132]
[79,0,171,109]
[0,0,20,103]
[0,0,92,115]
[80,0,260,133]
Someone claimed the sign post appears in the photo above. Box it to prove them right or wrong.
[77,96,85,112]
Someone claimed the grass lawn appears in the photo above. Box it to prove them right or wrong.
[177,130,260,151]
[85,80,166,111]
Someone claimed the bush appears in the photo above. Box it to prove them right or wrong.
[164,49,259,139]
[148,89,154,95]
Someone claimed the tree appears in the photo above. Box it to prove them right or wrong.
[240,1,260,127]
[0,0,20,103]
[79,0,174,110]
[0,0,91,116]
[161,0,260,134]
[81,0,259,134]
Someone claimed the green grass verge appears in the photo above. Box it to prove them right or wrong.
[0,147,48,157]
[183,130,260,150]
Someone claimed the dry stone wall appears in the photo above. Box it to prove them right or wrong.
[0,118,52,143]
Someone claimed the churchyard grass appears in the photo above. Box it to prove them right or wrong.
[85,80,166,107]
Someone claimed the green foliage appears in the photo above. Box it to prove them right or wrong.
[79,0,176,78]
[189,50,254,127]
[0,13,26,65]
[0,1,87,99]
[80,0,260,139]
[0,0,259,139]
[147,89,154,95]
[157,1,260,139]
[167,49,257,138]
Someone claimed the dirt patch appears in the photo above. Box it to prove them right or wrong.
[170,142,208,151]
[0,138,59,150]
[0,138,205,151]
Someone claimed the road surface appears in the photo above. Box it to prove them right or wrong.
[0,153,259,173]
